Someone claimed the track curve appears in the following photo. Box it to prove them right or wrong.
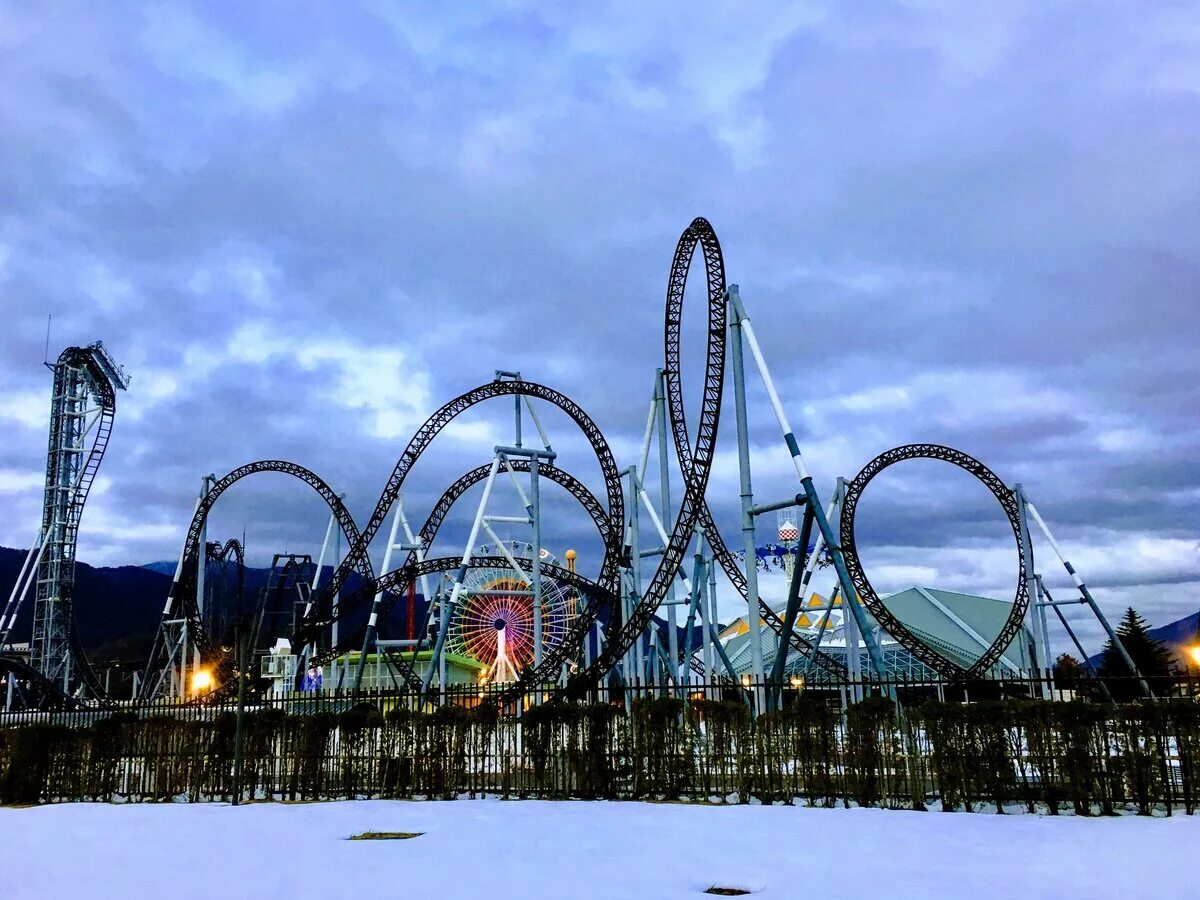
[142,460,372,700]
[574,218,845,687]
[310,460,623,699]
[303,379,623,640]
[128,217,1033,709]
[838,443,1030,678]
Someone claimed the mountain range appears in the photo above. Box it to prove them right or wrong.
[3,546,1196,678]
[0,546,420,670]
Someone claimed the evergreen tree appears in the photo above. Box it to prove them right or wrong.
[1097,606,1175,697]
[1053,652,1083,690]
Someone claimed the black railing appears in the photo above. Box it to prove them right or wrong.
[1,674,1197,811]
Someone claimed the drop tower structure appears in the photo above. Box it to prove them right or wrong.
[30,343,129,689]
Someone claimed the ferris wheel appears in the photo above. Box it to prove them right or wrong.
[444,541,576,683]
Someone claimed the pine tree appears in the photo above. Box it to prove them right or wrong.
[1053,652,1083,690]
[1097,606,1175,697]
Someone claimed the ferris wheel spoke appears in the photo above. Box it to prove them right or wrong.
[442,552,579,683]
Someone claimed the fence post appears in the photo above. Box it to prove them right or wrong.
[232,614,249,806]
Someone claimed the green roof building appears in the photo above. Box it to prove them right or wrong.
[718,586,1034,682]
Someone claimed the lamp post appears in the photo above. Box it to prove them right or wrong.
[232,613,250,806]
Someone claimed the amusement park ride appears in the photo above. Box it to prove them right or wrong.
[0,219,1149,712]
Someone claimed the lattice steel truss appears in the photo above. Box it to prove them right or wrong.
[31,343,128,691]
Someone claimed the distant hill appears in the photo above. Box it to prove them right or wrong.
[0,547,426,671]
[1,546,174,665]
[1148,610,1200,648]
[40,547,1192,679]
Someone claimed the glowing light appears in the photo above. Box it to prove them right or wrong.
[190,669,214,693]
[445,551,576,680]
[1188,645,1200,667]
[740,674,752,688]
[789,675,806,689]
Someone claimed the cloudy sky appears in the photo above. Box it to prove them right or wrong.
[1,3,1197,654]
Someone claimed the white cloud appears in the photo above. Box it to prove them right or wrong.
[140,6,311,113]
[1095,427,1152,454]
[563,5,825,163]
[80,263,135,313]
[74,499,182,564]
[444,419,500,444]
[226,321,432,440]
[839,385,912,414]
[122,368,179,421]
[458,114,538,181]
[0,391,48,430]
[0,468,43,493]
[190,255,281,311]
[227,259,277,310]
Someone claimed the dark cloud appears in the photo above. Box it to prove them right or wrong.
[1,3,1197,653]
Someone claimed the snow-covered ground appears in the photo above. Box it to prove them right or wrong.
[2,800,1195,899]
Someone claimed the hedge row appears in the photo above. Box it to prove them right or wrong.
[2,698,1198,813]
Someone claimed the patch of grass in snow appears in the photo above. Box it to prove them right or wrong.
[347,831,423,841]
[704,888,750,896]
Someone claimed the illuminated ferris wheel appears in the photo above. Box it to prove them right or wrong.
[445,541,576,682]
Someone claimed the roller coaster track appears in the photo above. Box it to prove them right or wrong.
[133,217,1041,710]
[572,218,844,688]
[0,656,85,711]
[839,443,1030,678]
[208,538,245,568]
[143,218,848,707]
[301,379,624,640]
[7,221,1043,711]
[141,460,372,700]
[144,380,624,701]
[309,460,622,702]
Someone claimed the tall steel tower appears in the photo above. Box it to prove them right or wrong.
[30,342,128,689]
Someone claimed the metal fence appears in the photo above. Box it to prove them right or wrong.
[1,674,1197,812]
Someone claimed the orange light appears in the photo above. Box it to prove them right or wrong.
[190,669,214,694]
[1188,645,1200,667]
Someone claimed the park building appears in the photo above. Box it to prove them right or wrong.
[718,586,1036,683]
[261,639,485,695]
